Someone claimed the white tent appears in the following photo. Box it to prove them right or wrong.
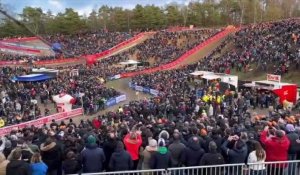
[119,59,140,65]
[190,71,213,76]
[32,67,59,74]
[190,71,238,89]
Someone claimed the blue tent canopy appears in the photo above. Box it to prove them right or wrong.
[12,74,52,82]
[52,42,62,52]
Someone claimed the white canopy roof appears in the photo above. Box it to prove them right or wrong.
[119,59,140,65]
[190,71,214,76]
[202,74,221,80]
[190,70,238,88]
[32,67,59,73]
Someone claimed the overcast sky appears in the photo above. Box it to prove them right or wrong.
[2,0,190,15]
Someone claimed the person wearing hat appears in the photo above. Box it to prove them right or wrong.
[109,141,133,171]
[40,137,62,175]
[285,124,300,175]
[80,135,106,173]
[149,138,171,169]
[141,139,157,170]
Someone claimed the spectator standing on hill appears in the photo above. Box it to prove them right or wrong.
[260,126,290,175]
[80,135,106,173]
[149,139,171,169]
[6,148,31,175]
[30,153,47,175]
[123,131,142,170]
[109,141,133,171]
[140,139,157,170]
[40,137,62,175]
[247,141,266,175]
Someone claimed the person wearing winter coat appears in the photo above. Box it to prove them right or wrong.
[62,151,81,175]
[0,152,9,175]
[103,132,117,171]
[200,141,225,165]
[260,126,290,162]
[158,130,170,147]
[141,139,157,170]
[285,124,300,160]
[285,124,300,175]
[181,136,205,167]
[221,135,248,164]
[109,141,133,171]
[80,135,106,173]
[6,148,31,175]
[149,139,171,169]
[40,137,62,175]
[247,141,266,175]
[123,131,142,169]
[200,141,225,175]
[168,132,185,167]
[260,126,290,175]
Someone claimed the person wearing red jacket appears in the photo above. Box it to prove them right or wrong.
[92,117,101,129]
[260,126,290,175]
[123,131,142,170]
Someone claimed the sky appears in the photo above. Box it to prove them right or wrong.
[2,0,190,16]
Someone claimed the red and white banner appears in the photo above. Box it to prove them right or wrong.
[0,37,38,43]
[267,74,281,82]
[0,108,83,136]
[0,43,41,54]
[120,27,238,78]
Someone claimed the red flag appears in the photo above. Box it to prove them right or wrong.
[273,85,297,104]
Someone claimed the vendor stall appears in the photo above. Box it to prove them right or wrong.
[244,74,298,104]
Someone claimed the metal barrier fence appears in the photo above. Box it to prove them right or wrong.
[73,169,166,175]
[72,160,300,175]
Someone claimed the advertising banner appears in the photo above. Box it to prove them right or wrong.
[150,89,159,96]
[115,94,127,103]
[135,86,144,92]
[0,108,83,136]
[105,98,117,107]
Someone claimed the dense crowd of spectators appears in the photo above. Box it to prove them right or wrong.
[0,19,299,175]
[99,29,219,68]
[195,19,300,75]
[0,74,298,175]
[0,65,120,127]
[0,31,133,62]
[47,31,133,57]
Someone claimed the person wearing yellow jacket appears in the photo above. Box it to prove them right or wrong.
[217,96,222,104]
[0,118,5,128]
[202,95,209,103]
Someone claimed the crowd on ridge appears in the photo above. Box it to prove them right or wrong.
[195,19,300,75]
[99,29,219,68]
[0,31,133,62]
